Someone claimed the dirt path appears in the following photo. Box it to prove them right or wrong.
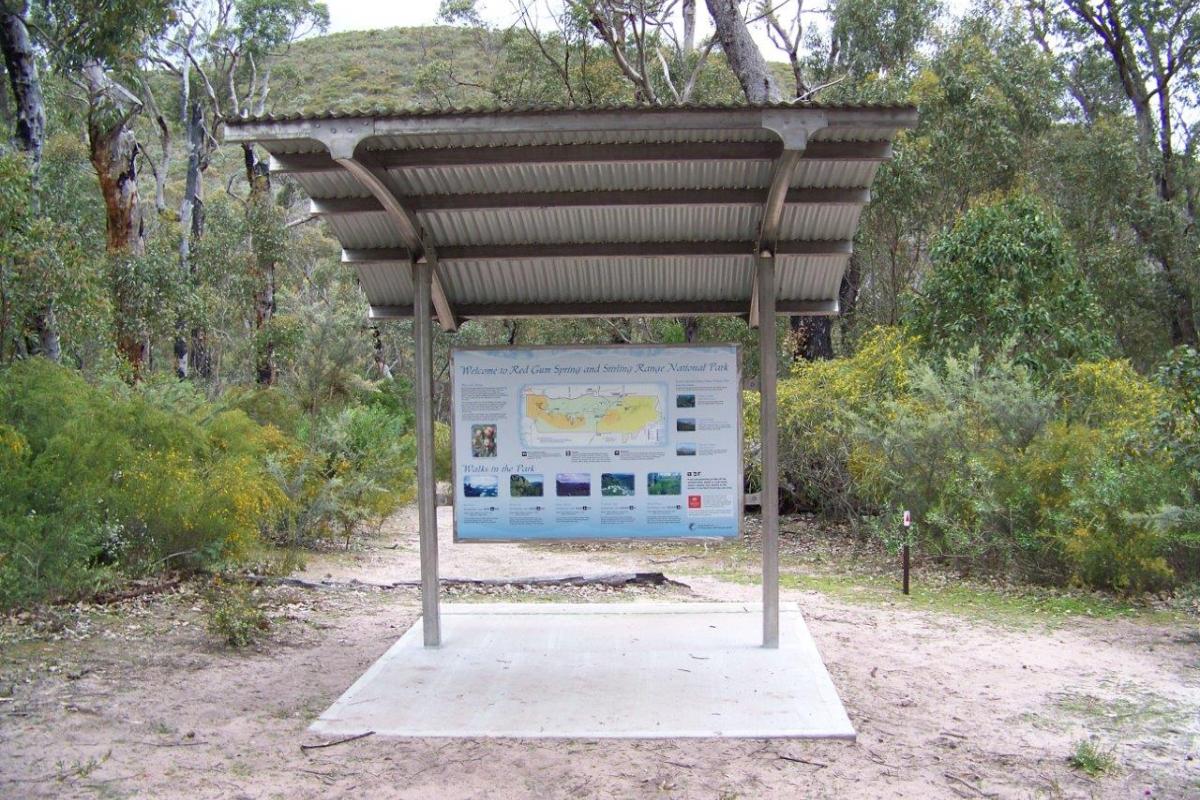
[1,507,1197,799]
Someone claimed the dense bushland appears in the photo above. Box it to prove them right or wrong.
[746,196,1200,593]
[747,334,1199,592]
[0,360,416,608]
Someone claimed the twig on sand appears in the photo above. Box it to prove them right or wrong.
[91,576,183,605]
[300,731,375,751]
[251,572,688,591]
[777,753,829,768]
[944,772,997,798]
[648,555,700,565]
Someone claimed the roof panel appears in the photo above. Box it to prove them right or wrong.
[355,254,850,307]
[291,170,371,199]
[387,160,774,195]
[776,255,849,301]
[419,206,763,247]
[363,127,778,151]
[293,158,879,200]
[438,257,753,305]
[790,160,879,189]
[327,211,404,249]
[778,205,864,241]
[354,261,414,305]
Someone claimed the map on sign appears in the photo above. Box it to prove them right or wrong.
[521,383,665,448]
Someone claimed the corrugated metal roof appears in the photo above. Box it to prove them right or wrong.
[436,257,752,306]
[361,127,776,151]
[356,254,849,307]
[421,206,765,247]
[227,105,914,319]
[231,100,916,124]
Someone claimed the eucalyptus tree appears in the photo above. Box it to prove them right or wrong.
[909,193,1111,375]
[1029,0,1200,347]
[0,1,57,360]
[851,6,1060,337]
[15,0,175,377]
[741,0,939,358]
[146,0,328,381]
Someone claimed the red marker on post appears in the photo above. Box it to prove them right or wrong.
[902,510,912,595]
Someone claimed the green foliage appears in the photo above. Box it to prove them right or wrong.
[908,194,1111,375]
[230,0,329,57]
[0,149,107,364]
[204,582,270,648]
[438,0,483,27]
[271,26,500,111]
[744,327,916,514]
[435,420,452,483]
[854,351,1053,569]
[30,0,175,68]
[854,354,1181,591]
[1068,738,1116,777]
[275,402,416,548]
[825,0,940,80]
[0,359,421,607]
[0,360,290,608]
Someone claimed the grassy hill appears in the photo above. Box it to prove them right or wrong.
[270,26,499,113]
[267,24,760,115]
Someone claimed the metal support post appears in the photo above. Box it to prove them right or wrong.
[413,260,441,646]
[757,255,780,648]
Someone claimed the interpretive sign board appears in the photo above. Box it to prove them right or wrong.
[451,345,742,541]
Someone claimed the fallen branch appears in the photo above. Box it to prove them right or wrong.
[300,731,375,751]
[421,572,688,589]
[777,754,828,768]
[648,555,701,565]
[250,572,688,592]
[944,773,995,798]
[90,576,183,605]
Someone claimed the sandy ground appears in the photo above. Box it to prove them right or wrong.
[1,506,1197,799]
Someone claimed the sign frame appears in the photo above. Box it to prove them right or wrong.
[449,342,744,543]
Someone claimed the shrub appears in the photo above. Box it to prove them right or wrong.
[854,353,1182,590]
[1068,738,1116,777]
[908,193,1111,375]
[205,582,270,648]
[0,360,291,608]
[854,351,1053,570]
[434,420,452,483]
[744,326,915,515]
[278,403,416,547]
[1016,420,1175,592]
[1140,347,1200,580]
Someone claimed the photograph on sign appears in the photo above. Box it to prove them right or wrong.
[451,345,742,541]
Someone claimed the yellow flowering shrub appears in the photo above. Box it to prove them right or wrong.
[1055,359,1167,438]
[0,361,297,606]
[744,326,917,515]
[855,353,1183,591]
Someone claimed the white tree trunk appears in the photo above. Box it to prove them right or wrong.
[703,0,782,103]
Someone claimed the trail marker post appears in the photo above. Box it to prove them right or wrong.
[901,510,912,595]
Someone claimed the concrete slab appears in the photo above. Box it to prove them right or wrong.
[310,602,855,739]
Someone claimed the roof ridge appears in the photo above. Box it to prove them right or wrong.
[227,100,918,125]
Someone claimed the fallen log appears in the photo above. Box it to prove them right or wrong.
[90,576,184,605]
[247,572,688,591]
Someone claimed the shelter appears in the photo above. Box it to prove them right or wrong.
[225,103,916,651]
